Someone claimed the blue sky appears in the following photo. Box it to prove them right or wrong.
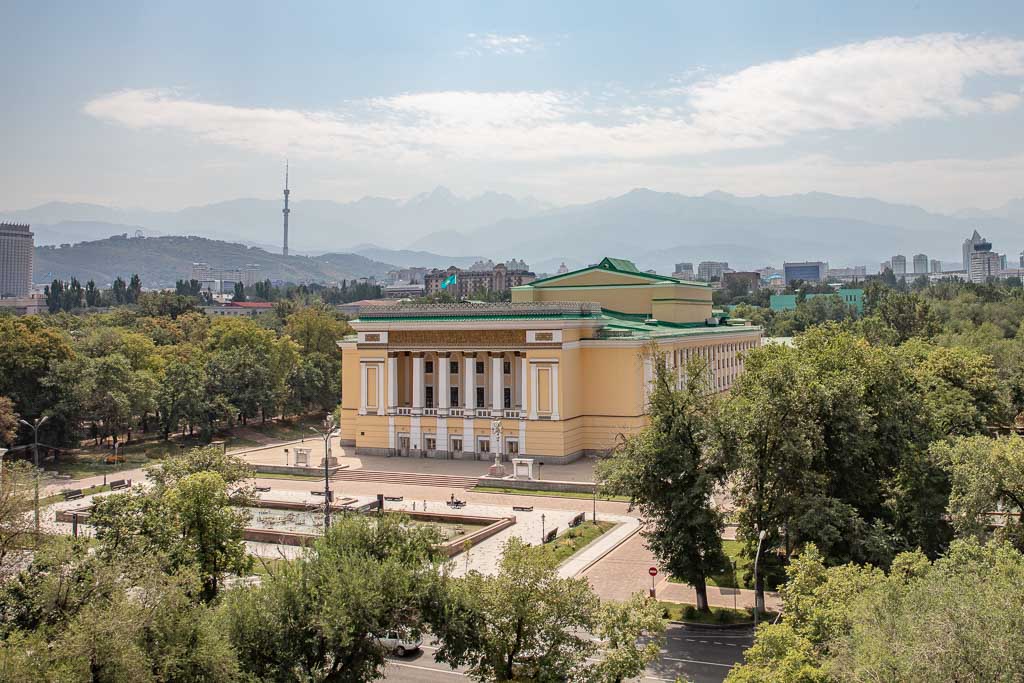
[4,0,1024,211]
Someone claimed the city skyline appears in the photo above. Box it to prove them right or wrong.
[4,2,1024,213]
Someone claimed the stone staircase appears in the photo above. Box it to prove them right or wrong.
[329,468,479,490]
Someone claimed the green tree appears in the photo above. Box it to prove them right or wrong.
[590,592,666,683]
[0,396,17,445]
[232,281,246,302]
[224,513,446,682]
[127,273,143,304]
[156,356,208,438]
[599,351,728,612]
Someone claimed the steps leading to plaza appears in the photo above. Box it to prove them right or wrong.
[329,468,479,490]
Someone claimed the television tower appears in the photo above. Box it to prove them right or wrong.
[282,160,290,257]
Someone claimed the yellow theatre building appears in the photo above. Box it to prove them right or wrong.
[339,257,762,464]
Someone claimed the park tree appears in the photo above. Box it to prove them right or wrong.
[127,273,143,304]
[937,434,1024,552]
[599,351,728,612]
[156,357,208,438]
[0,316,74,428]
[0,396,17,445]
[232,281,246,302]
[0,462,36,576]
[589,592,667,683]
[224,513,446,682]
[111,276,128,304]
[285,305,350,356]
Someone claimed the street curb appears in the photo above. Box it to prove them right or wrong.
[572,522,642,577]
[472,486,629,503]
[668,620,756,630]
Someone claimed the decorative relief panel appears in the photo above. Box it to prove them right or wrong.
[388,329,526,347]
[527,330,562,343]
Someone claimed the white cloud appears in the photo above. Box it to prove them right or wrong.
[461,32,542,56]
[84,33,1024,203]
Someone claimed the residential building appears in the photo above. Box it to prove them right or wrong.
[190,263,261,295]
[697,261,728,281]
[340,257,762,463]
[556,262,570,275]
[880,261,892,274]
[930,259,942,274]
[385,267,428,284]
[913,253,929,274]
[722,271,760,292]
[0,222,34,298]
[827,266,866,282]
[963,230,985,271]
[383,283,426,299]
[0,295,46,315]
[783,261,827,284]
[201,301,275,317]
[770,288,864,314]
[673,262,695,279]
[1020,251,1024,268]
[969,239,1001,283]
[890,255,907,276]
[424,261,535,298]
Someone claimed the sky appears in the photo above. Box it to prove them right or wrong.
[4,0,1024,213]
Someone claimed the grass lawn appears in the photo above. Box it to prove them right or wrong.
[245,414,329,442]
[473,485,630,502]
[537,520,616,565]
[657,601,775,625]
[668,538,783,591]
[40,484,111,506]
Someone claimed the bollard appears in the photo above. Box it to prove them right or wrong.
[72,512,78,538]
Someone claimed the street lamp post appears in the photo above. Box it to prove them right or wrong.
[310,415,339,531]
[541,513,546,544]
[753,529,767,629]
[0,448,6,491]
[592,483,597,523]
[19,416,49,536]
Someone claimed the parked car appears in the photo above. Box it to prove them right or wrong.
[374,631,422,657]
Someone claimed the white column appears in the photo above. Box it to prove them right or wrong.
[387,353,397,413]
[519,354,528,413]
[412,354,424,414]
[491,353,503,416]
[359,364,368,415]
[438,353,450,413]
[464,354,475,412]
[529,363,539,420]
[377,361,385,416]
[551,362,560,421]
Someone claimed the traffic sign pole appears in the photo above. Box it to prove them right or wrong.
[648,567,658,598]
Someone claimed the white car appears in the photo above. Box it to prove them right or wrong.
[374,631,422,657]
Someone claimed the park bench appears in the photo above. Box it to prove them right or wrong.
[255,485,271,493]
[108,479,131,491]
[446,500,466,509]
[384,496,403,502]
[512,505,534,512]
[543,527,558,544]
[569,512,585,528]
[62,489,84,501]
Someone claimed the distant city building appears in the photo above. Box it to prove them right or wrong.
[1020,251,1024,268]
[827,265,866,282]
[556,262,569,275]
[770,288,864,314]
[1000,254,1008,271]
[0,222,34,298]
[190,263,261,295]
[383,283,426,298]
[424,261,535,298]
[968,238,1001,283]
[913,253,928,274]
[697,261,728,281]
[202,301,275,317]
[880,260,892,274]
[764,273,786,293]
[962,230,985,271]
[783,261,827,284]
[386,267,428,284]
[756,266,782,279]
[0,295,46,315]
[673,262,695,279]
[722,271,760,292]
[930,259,943,274]
[890,255,907,276]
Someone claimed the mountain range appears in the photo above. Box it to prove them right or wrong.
[7,188,1024,277]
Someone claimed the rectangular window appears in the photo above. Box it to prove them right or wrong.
[503,361,511,374]
[451,437,463,452]
[450,387,459,407]
[476,387,485,408]
[504,387,511,409]
[366,366,378,409]
[450,361,459,374]
[477,438,490,454]
[506,439,519,455]
[425,386,434,409]
[538,367,551,413]
[476,361,485,374]
[425,436,436,451]
[425,360,434,374]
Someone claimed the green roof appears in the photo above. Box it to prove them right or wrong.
[524,256,710,288]
[598,257,640,273]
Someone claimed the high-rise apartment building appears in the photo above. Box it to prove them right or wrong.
[0,222,34,298]
[673,262,695,279]
[930,259,942,274]
[890,255,907,276]
[962,230,984,271]
[190,263,262,294]
[783,261,828,284]
[696,261,728,281]
[968,239,1001,283]
[913,253,928,274]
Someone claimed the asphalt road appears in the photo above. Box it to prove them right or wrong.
[378,623,752,683]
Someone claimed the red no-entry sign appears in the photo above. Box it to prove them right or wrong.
[648,567,658,577]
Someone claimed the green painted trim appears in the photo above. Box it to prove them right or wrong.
[525,260,702,288]
[521,281,706,291]
[651,297,713,303]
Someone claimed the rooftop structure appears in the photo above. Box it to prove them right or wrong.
[770,288,864,314]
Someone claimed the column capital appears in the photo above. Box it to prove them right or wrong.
[489,351,505,358]
[388,351,400,358]
[436,351,451,358]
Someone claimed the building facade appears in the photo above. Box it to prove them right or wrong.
[424,262,535,298]
[913,253,929,274]
[930,259,943,274]
[783,261,827,284]
[963,230,985,271]
[770,288,864,314]
[969,239,1001,283]
[673,262,695,279]
[340,257,762,463]
[190,263,261,294]
[0,222,34,298]
[696,261,728,281]
[890,255,907,276]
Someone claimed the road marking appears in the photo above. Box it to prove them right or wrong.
[388,661,466,677]
[660,656,735,668]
